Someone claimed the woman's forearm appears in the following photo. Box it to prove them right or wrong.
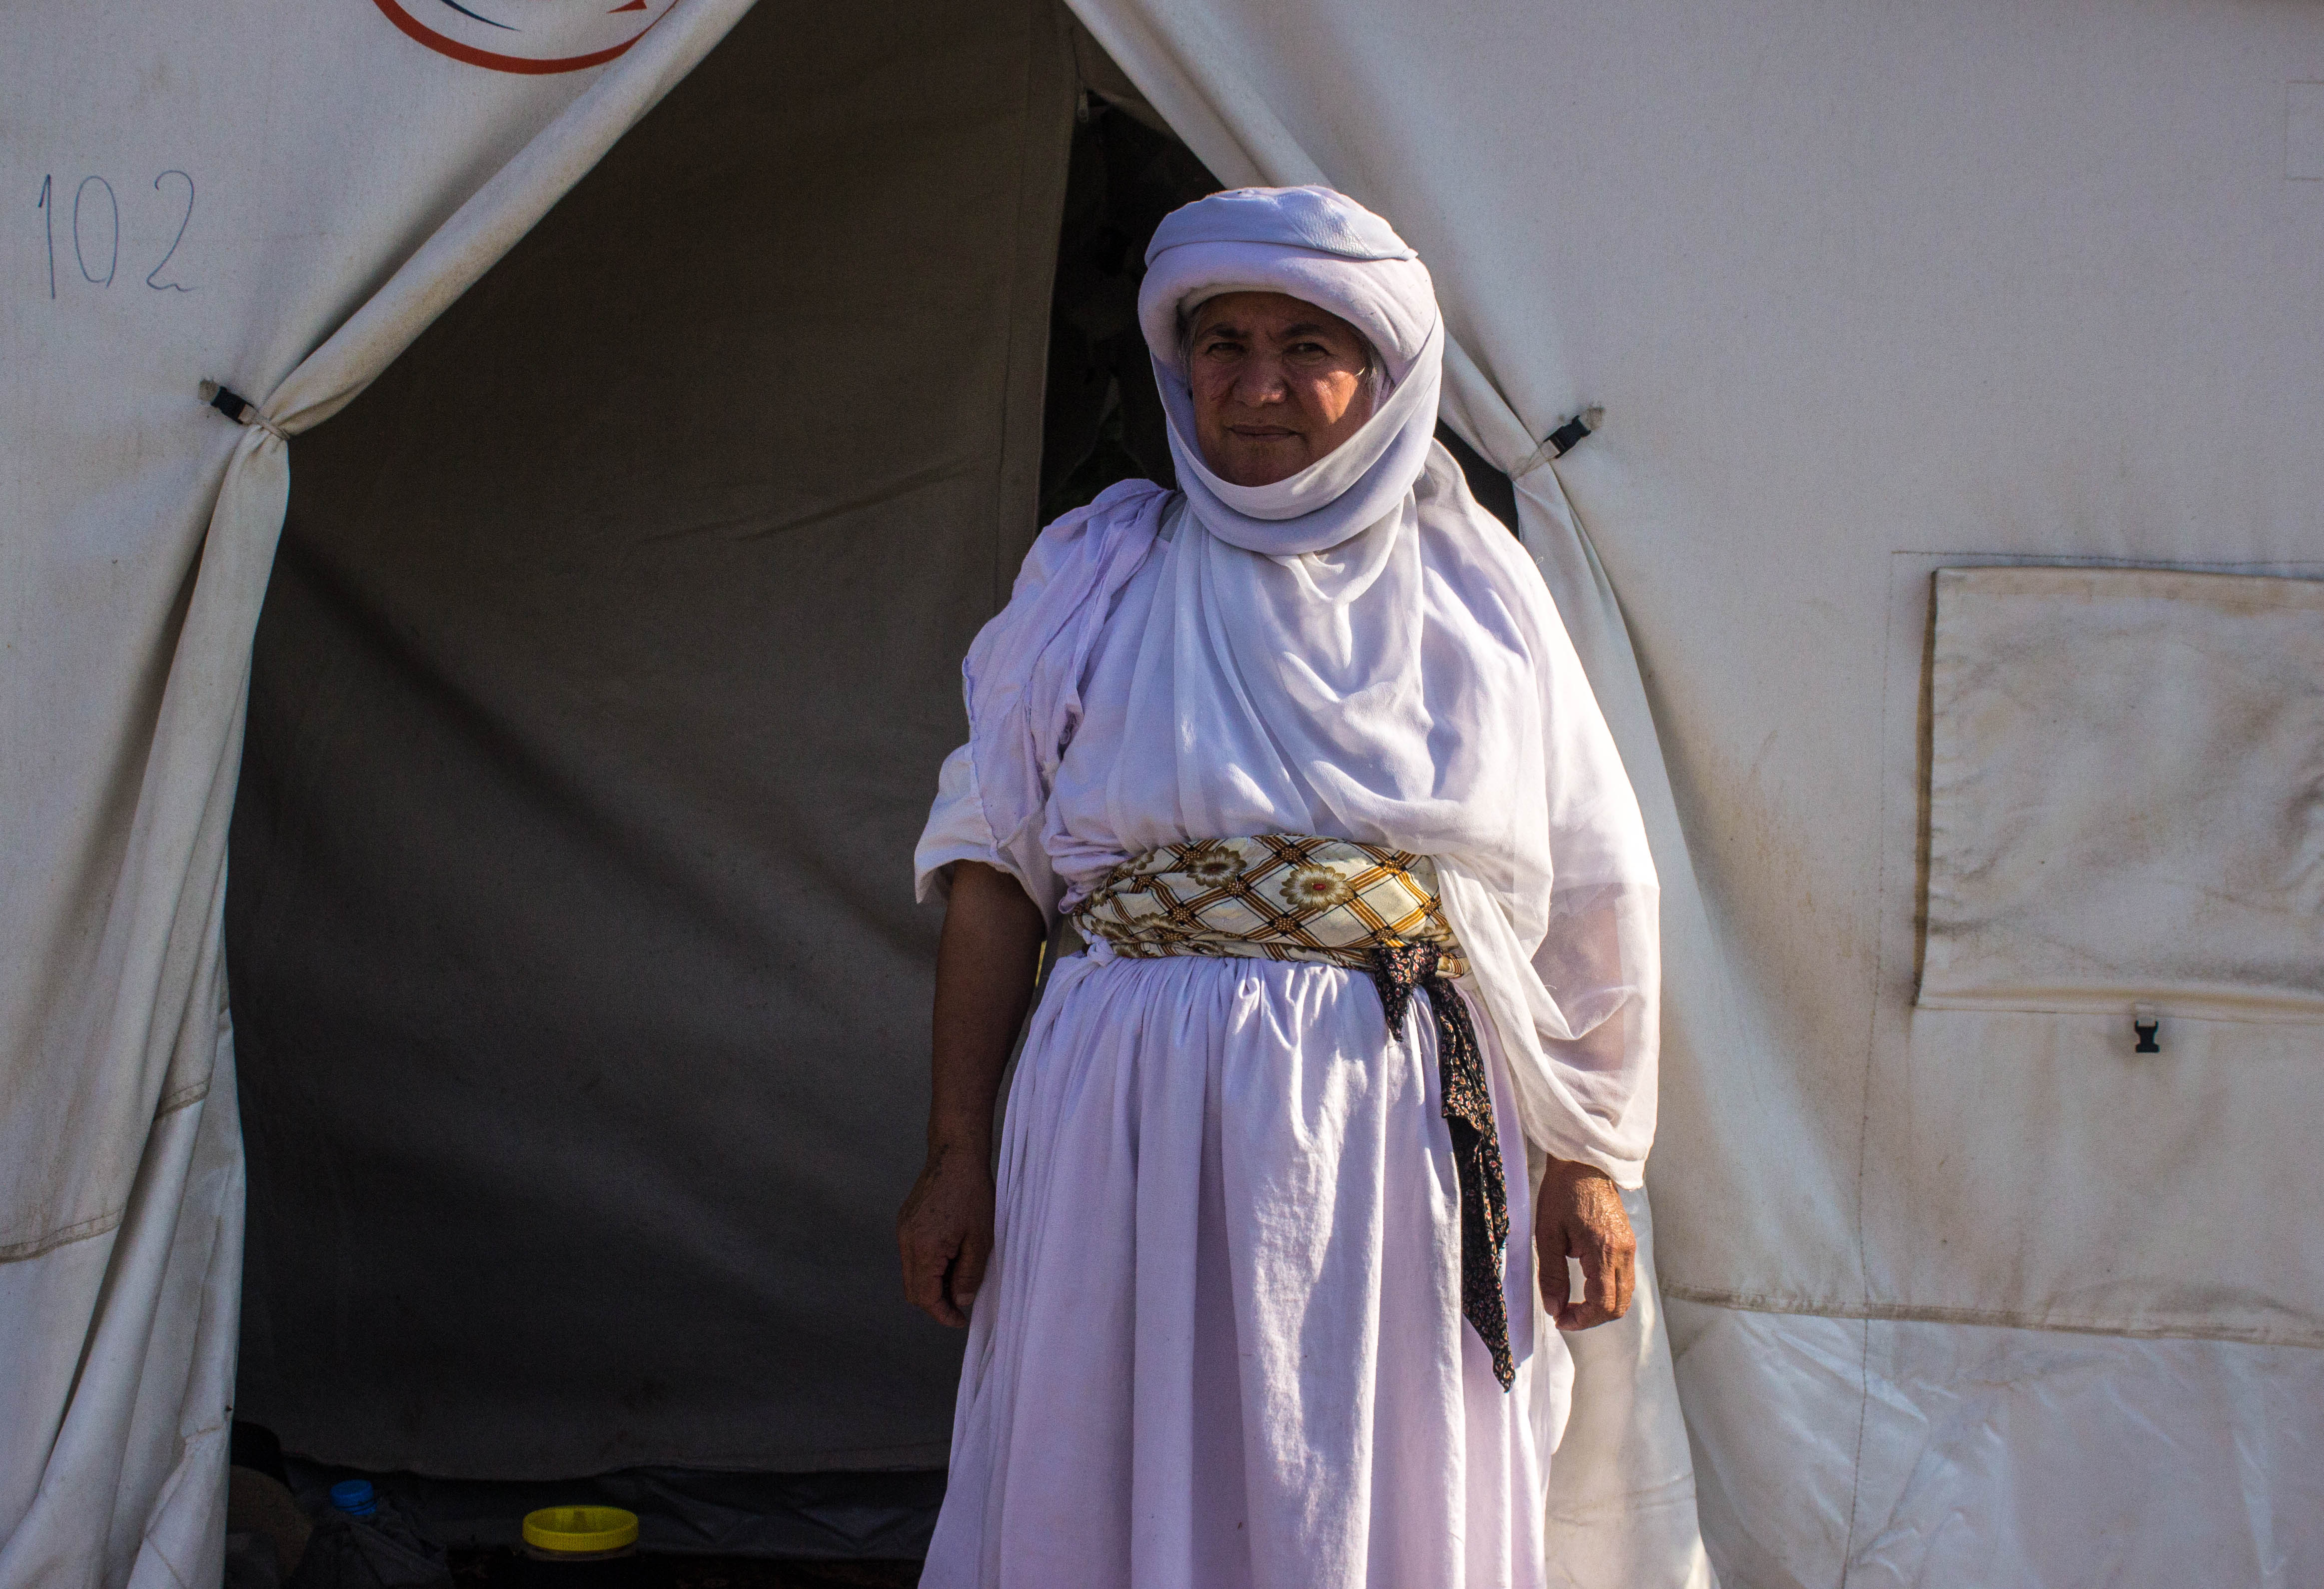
[927,860,1048,1153]
[899,861,1046,1326]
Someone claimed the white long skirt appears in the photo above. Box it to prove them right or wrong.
[921,948,1553,1589]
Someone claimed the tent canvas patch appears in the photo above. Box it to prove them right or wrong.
[1921,565,2324,1021]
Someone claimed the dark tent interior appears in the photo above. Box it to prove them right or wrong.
[224,0,1512,1562]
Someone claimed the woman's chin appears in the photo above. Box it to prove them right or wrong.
[1209,447,1310,489]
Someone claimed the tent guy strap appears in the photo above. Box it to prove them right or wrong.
[197,382,288,442]
[1513,404,1604,478]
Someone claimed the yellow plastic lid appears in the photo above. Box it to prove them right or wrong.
[521,1506,640,1554]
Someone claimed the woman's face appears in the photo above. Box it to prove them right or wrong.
[1186,292,1377,488]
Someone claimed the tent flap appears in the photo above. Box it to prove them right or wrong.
[1,0,751,1573]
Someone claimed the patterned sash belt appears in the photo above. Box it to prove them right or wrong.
[1070,836,1514,1390]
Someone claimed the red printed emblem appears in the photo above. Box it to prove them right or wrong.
[371,0,676,74]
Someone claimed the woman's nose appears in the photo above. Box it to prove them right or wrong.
[1232,357,1289,405]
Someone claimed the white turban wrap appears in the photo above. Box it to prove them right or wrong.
[1137,185,1447,557]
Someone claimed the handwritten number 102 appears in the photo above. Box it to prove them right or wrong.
[35,170,196,298]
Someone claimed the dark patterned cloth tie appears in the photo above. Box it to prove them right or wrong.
[1367,941,1514,1391]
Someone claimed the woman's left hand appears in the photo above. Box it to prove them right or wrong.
[1535,1158,1637,1330]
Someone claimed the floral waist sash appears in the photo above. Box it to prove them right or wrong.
[1069,835,1467,975]
[1068,835,1513,1390]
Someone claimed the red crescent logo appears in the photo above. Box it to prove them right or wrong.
[371,0,675,75]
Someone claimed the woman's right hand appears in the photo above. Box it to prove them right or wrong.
[898,1138,996,1327]
[904,860,1043,1328]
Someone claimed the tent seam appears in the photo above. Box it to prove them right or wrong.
[1662,1283,2324,1351]
[0,1083,206,1262]
[1839,545,1915,1586]
[0,1210,126,1265]
[1543,1472,1700,1525]
[156,1076,212,1119]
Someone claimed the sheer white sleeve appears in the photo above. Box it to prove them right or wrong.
[1513,585,1661,1186]
[911,479,1169,919]
[913,742,1005,904]
[1432,530,1661,1189]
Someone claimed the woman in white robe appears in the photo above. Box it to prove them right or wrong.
[897,185,1660,1589]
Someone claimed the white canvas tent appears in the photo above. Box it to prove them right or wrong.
[5,0,2322,1585]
